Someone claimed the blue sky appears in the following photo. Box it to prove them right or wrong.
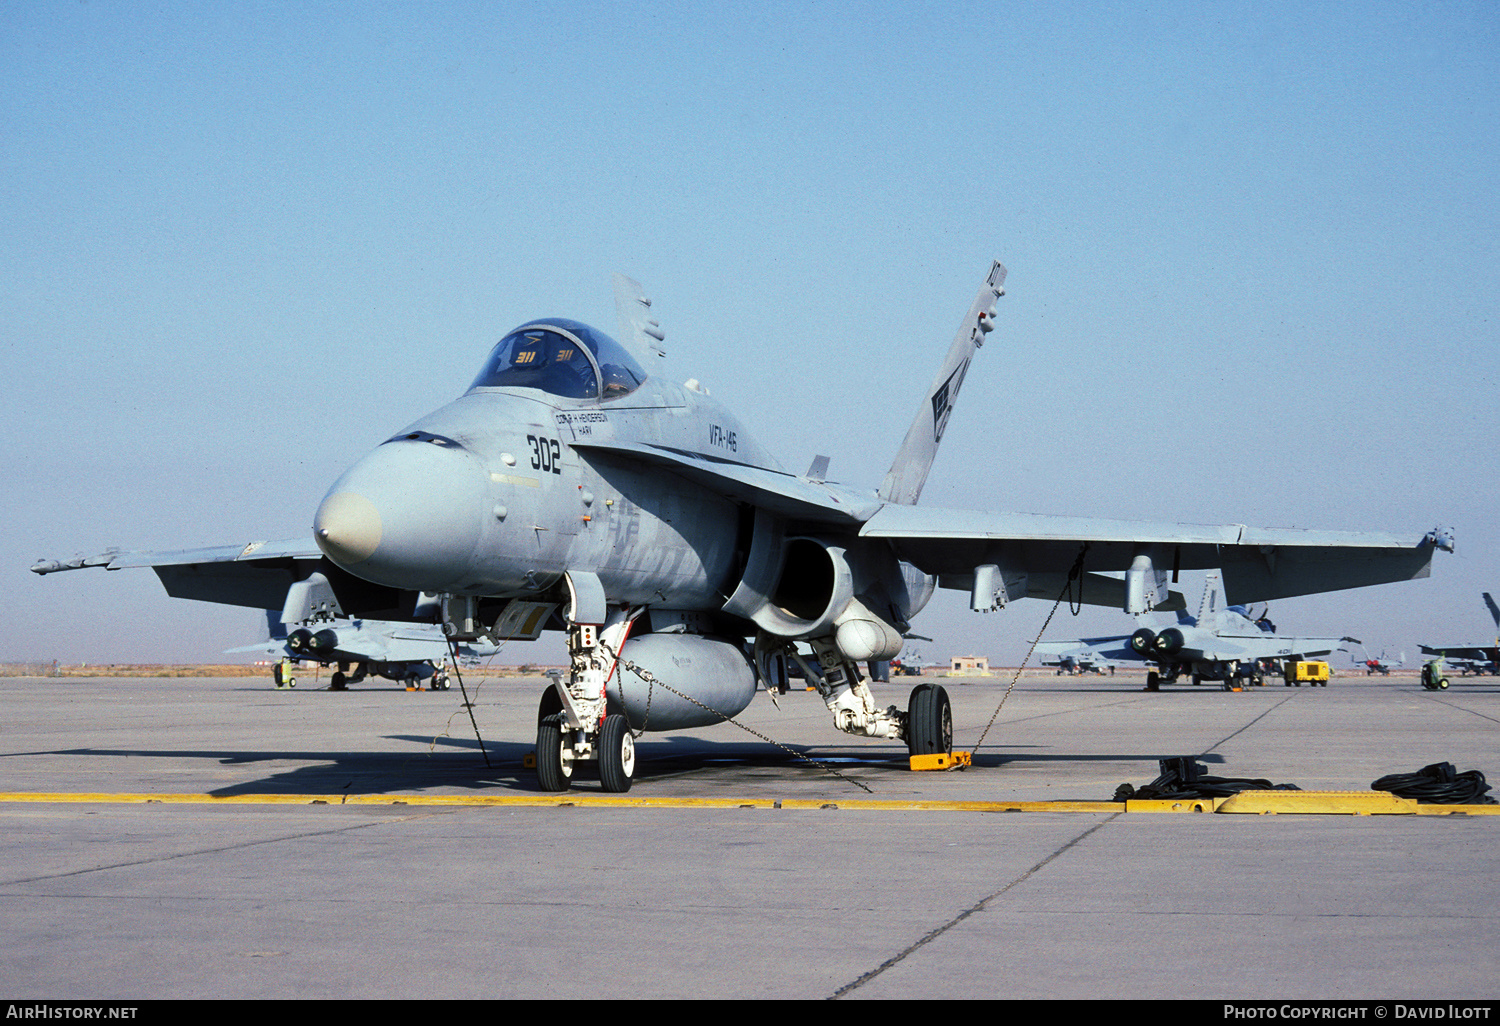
[4,1,1497,667]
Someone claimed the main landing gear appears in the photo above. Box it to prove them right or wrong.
[905,682,953,758]
[535,620,637,793]
[786,639,954,761]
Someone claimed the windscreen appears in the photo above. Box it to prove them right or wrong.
[469,319,647,401]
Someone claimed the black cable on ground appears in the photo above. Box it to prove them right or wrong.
[1371,762,1495,804]
[1113,756,1302,802]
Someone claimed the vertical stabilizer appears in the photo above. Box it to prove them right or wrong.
[613,273,668,363]
[1484,592,1499,630]
[878,261,1007,505]
[1198,572,1224,633]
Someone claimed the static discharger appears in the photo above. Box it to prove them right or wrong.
[910,750,972,772]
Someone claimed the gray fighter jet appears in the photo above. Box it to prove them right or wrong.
[33,262,1453,791]
[1350,644,1403,675]
[229,610,496,690]
[1042,573,1357,690]
[1037,641,1122,675]
[1420,593,1500,675]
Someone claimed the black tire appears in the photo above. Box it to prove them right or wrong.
[330,671,347,691]
[1145,671,1160,692]
[272,663,283,687]
[907,683,953,756]
[536,713,574,791]
[598,714,636,793]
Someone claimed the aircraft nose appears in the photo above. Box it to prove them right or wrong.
[314,440,486,591]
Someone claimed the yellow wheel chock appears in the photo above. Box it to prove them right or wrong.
[909,750,972,771]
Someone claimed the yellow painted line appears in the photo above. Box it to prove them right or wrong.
[0,792,1117,812]
[0,792,1493,814]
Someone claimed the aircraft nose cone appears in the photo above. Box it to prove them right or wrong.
[314,491,383,566]
[314,440,486,591]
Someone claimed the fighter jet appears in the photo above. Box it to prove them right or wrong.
[1350,644,1403,675]
[1051,573,1358,690]
[1420,593,1500,675]
[33,262,1453,791]
[230,610,497,690]
[1037,640,1122,675]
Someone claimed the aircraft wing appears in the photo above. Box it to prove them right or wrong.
[29,539,415,618]
[1419,645,1497,660]
[859,506,1451,607]
[32,538,321,575]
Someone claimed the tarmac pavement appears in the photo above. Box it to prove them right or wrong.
[1,670,1496,1000]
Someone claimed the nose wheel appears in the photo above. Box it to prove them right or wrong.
[534,708,635,793]
[598,714,635,793]
[536,713,575,791]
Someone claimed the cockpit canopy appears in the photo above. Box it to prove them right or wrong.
[469,319,648,401]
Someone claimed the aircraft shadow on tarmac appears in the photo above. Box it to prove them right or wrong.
[41,736,1227,796]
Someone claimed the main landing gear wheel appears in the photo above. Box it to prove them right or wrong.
[906,683,953,757]
[598,714,636,793]
[536,713,575,792]
[330,671,347,691]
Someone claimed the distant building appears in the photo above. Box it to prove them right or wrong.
[949,655,989,673]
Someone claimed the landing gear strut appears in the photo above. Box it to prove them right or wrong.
[534,618,638,793]
[795,638,906,743]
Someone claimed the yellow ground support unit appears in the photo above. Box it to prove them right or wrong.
[1284,660,1330,687]
[909,750,972,771]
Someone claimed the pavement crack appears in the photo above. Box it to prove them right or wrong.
[1425,696,1500,726]
[0,812,447,886]
[827,813,1120,999]
[1201,694,1297,755]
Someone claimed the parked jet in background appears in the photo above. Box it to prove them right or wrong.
[33,263,1452,791]
[1350,644,1403,675]
[1037,639,1124,675]
[1420,593,1500,676]
[230,611,497,690]
[1042,573,1357,690]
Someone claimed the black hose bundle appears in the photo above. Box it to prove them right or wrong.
[1371,762,1495,804]
[1114,756,1302,802]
